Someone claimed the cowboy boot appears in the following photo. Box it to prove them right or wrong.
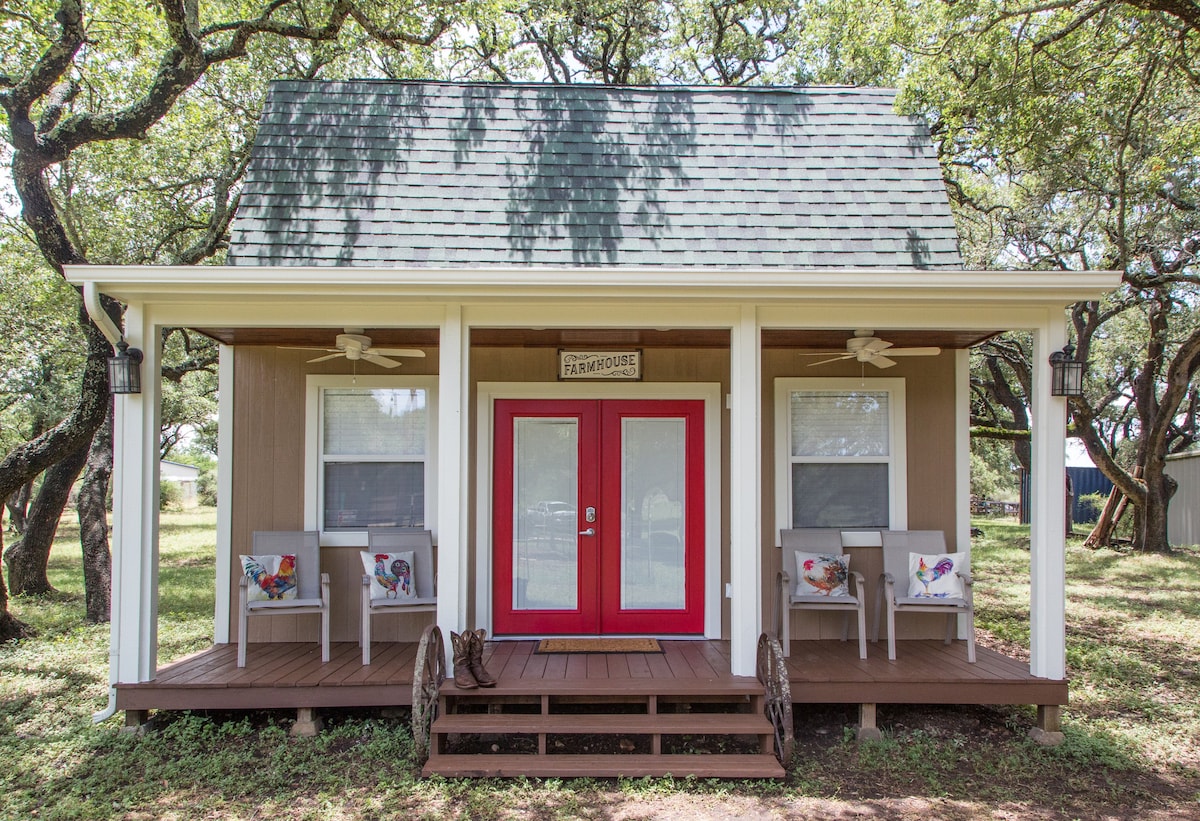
[450,630,478,689]
[467,628,497,688]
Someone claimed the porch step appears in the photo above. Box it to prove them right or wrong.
[431,712,774,736]
[424,683,784,779]
[422,753,786,779]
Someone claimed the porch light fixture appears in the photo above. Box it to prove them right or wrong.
[107,339,144,394]
[1048,343,1084,397]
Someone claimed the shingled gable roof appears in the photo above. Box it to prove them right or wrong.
[227,81,963,270]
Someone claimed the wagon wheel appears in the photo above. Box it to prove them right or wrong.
[756,632,794,767]
[410,624,445,763]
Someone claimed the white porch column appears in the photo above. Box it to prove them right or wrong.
[955,349,973,639]
[437,305,469,641]
[110,304,162,683]
[1029,317,1069,679]
[729,304,762,676]
[214,344,234,644]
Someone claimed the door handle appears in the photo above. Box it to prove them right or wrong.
[578,527,596,536]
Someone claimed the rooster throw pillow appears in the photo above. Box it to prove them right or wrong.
[240,554,298,602]
[907,552,965,599]
[793,552,851,597]
[361,551,417,601]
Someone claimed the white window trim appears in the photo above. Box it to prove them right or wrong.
[304,374,439,546]
[773,377,907,543]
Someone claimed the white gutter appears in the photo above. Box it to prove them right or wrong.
[83,281,123,345]
[66,265,1121,305]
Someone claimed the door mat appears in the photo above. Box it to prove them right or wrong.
[536,638,662,654]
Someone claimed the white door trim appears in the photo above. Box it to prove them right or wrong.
[475,382,723,639]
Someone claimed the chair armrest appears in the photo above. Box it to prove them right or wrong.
[320,572,331,603]
[879,571,896,602]
[238,574,249,589]
[848,569,866,597]
[774,571,791,638]
[958,570,974,606]
[362,574,371,587]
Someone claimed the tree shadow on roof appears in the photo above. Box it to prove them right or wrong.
[231,82,432,266]
[500,86,697,265]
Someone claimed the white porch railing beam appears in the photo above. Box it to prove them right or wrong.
[955,349,973,640]
[1030,318,1069,680]
[214,344,234,644]
[437,305,469,643]
[729,305,762,676]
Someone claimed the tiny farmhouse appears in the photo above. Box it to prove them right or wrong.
[68,81,1118,778]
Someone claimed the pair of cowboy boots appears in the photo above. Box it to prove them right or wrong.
[450,628,497,689]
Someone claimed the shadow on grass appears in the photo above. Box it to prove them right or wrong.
[12,709,420,820]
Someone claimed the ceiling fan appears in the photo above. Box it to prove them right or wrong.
[282,328,426,369]
[800,329,941,369]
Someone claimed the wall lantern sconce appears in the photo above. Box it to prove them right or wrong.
[1048,343,1084,397]
[107,339,144,394]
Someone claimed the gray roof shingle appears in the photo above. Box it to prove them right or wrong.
[228,81,962,269]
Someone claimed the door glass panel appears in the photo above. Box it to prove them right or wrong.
[621,418,686,610]
[512,418,578,610]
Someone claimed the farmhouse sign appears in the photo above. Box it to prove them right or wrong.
[558,350,642,381]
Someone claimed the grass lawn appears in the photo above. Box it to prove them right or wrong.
[1,511,1198,819]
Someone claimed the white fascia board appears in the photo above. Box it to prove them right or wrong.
[65,265,1120,307]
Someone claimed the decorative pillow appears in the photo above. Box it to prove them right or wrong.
[908,552,965,599]
[240,554,298,602]
[794,552,851,597]
[361,551,417,601]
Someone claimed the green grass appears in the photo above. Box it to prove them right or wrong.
[2,512,1198,819]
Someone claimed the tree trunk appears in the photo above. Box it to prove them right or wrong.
[1136,470,1177,553]
[4,440,91,596]
[0,312,113,629]
[78,403,113,622]
[0,529,30,641]
[6,482,33,534]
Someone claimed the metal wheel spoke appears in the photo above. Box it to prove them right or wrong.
[756,632,794,767]
[411,624,445,763]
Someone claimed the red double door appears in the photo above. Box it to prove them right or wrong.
[492,399,705,635]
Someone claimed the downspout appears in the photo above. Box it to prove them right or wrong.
[83,282,123,346]
[83,282,121,723]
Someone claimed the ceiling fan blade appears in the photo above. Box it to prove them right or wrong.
[366,347,427,358]
[862,339,893,353]
[884,347,942,357]
[281,346,338,352]
[870,355,898,368]
[306,353,344,363]
[807,354,854,367]
[362,353,402,368]
[797,350,851,356]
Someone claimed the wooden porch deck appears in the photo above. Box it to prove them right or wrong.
[116,638,1066,713]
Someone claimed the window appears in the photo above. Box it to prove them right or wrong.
[775,378,906,533]
[306,376,437,543]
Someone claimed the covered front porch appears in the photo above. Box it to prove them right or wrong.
[66,262,1113,780]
